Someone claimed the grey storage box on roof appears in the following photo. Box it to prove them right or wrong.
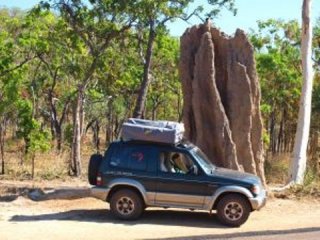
[121,118,185,144]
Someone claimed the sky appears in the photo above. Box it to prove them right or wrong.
[169,0,320,36]
[1,0,320,36]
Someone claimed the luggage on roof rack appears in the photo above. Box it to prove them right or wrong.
[121,118,185,144]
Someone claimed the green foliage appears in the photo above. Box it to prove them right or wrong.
[304,166,319,187]
[313,17,320,68]
[16,99,51,154]
[262,130,270,149]
[28,125,51,154]
[250,19,304,154]
[207,0,237,16]
[260,103,272,115]
[146,34,181,120]
[312,74,320,133]
[16,100,34,141]
[1,2,319,182]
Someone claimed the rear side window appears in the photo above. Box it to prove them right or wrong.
[110,148,128,168]
[129,151,147,171]
[109,145,152,171]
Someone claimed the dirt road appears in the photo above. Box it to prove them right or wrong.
[1,191,320,240]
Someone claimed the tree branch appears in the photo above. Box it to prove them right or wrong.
[60,2,95,54]
[0,55,35,77]
[59,96,71,126]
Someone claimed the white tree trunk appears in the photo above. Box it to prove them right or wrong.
[289,0,314,184]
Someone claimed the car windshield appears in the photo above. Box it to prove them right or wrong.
[191,147,216,174]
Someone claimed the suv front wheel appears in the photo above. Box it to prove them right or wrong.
[110,189,144,220]
[216,193,251,227]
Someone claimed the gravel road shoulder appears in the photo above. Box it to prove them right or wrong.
[1,190,320,240]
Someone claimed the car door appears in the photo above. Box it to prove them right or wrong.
[154,149,207,208]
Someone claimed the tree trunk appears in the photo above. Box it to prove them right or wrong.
[70,86,83,176]
[48,91,70,151]
[133,20,156,119]
[289,0,314,184]
[270,111,276,155]
[277,110,285,153]
[92,119,100,152]
[106,100,113,144]
[31,154,35,179]
[0,120,5,175]
[80,93,85,136]
[56,125,63,151]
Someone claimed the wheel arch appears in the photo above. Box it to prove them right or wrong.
[106,178,147,205]
[210,186,253,210]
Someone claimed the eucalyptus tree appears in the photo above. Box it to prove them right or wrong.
[250,15,320,183]
[0,8,54,174]
[290,0,314,184]
[25,9,75,151]
[0,8,34,174]
[40,0,141,176]
[144,32,180,121]
[82,40,139,149]
[132,0,236,118]
[250,20,302,154]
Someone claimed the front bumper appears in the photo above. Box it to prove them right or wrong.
[90,186,110,201]
[249,189,267,210]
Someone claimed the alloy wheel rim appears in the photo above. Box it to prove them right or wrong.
[223,201,243,221]
[116,197,135,215]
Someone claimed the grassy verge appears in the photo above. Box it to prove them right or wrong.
[265,153,320,199]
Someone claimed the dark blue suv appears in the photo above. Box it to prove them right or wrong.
[88,140,266,227]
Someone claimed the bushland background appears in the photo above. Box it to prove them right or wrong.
[0,1,319,195]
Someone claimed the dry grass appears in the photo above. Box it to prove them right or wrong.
[1,138,319,200]
[265,152,320,199]
[0,135,101,182]
[265,153,291,184]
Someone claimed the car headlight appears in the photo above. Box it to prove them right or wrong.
[251,184,261,195]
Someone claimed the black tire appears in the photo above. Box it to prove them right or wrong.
[110,189,144,220]
[216,194,251,227]
[88,154,103,185]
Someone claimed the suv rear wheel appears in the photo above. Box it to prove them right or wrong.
[216,194,251,227]
[110,189,144,220]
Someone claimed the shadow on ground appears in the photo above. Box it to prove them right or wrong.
[9,208,320,239]
[0,195,19,202]
[0,186,31,202]
[150,227,320,240]
[0,186,90,202]
[10,208,225,228]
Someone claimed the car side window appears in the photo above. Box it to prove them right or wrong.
[110,147,128,168]
[110,146,148,171]
[129,150,147,171]
[159,151,194,175]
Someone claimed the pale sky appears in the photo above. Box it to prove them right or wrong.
[169,0,320,36]
[1,0,320,36]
